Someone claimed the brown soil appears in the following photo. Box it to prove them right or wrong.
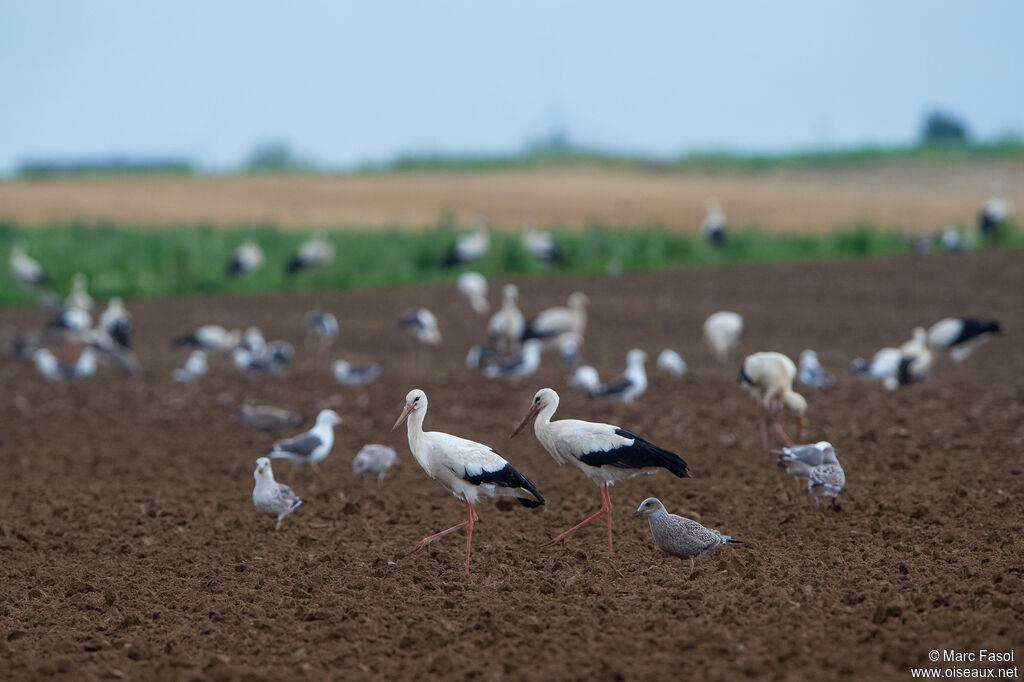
[1,163,1022,232]
[1,250,1022,681]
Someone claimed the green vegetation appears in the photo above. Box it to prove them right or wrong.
[0,220,1019,307]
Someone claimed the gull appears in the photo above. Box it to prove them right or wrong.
[797,350,835,388]
[568,365,600,393]
[897,327,932,387]
[173,325,241,351]
[236,405,306,432]
[333,359,383,386]
[657,349,687,377]
[807,448,846,506]
[632,498,740,576]
[849,346,902,387]
[173,350,207,382]
[399,308,442,345]
[512,388,689,551]
[456,272,489,315]
[393,389,544,574]
[228,239,264,276]
[252,457,304,530]
[465,344,498,370]
[269,409,341,465]
[774,441,835,480]
[556,332,583,366]
[353,444,398,484]
[306,311,339,365]
[483,339,542,380]
[590,349,647,403]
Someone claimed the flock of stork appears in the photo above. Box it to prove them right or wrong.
[3,200,1008,576]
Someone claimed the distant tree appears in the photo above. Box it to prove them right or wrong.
[920,110,970,145]
[245,141,314,172]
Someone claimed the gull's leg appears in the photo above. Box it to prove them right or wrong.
[689,558,695,577]
[542,484,610,547]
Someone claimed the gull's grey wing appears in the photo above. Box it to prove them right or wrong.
[591,375,632,398]
[273,433,322,458]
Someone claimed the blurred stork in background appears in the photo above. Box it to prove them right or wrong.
[703,311,743,363]
[66,273,93,311]
[9,241,53,301]
[978,195,1009,243]
[488,284,525,353]
[701,198,727,248]
[456,271,489,315]
[228,239,265,276]
[443,220,489,268]
[739,351,807,454]
[522,222,568,265]
[287,232,334,274]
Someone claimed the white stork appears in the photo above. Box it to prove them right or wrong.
[393,389,544,574]
[738,352,807,454]
[927,317,1001,364]
[456,272,489,315]
[978,196,1009,241]
[99,298,132,349]
[897,327,932,386]
[521,223,567,265]
[228,239,265,276]
[66,273,93,311]
[703,311,743,363]
[512,388,689,552]
[523,292,589,342]
[443,221,489,268]
[287,233,335,274]
[9,241,50,289]
[849,346,902,387]
[590,349,647,403]
[488,284,525,352]
[701,198,727,248]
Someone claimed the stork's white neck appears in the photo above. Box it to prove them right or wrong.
[534,394,560,437]
[405,405,429,468]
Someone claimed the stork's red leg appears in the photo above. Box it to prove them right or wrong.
[464,502,474,575]
[602,485,614,552]
[542,484,611,548]
[410,520,468,553]
[774,421,795,447]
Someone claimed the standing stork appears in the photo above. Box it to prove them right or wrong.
[393,389,544,574]
[66,273,93,311]
[978,196,1009,242]
[228,239,264,276]
[701,198,727,248]
[287,233,335,274]
[99,298,132,349]
[488,284,525,353]
[521,222,567,265]
[456,271,489,315]
[512,388,689,552]
[9,241,51,290]
[703,311,743,363]
[739,352,807,454]
[443,221,489,268]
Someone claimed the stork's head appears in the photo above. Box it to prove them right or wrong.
[632,497,666,518]
[512,388,558,438]
[393,389,426,430]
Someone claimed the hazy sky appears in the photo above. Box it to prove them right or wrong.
[2,1,1022,172]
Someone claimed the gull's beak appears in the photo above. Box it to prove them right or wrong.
[511,403,540,438]
[393,403,414,431]
[631,508,645,518]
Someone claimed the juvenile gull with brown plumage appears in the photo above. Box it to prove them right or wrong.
[633,497,740,576]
